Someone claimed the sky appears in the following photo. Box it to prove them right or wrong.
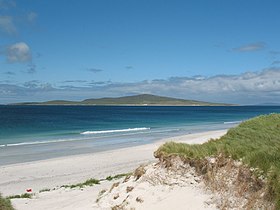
[0,0,280,104]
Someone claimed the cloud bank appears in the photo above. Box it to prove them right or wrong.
[1,68,280,105]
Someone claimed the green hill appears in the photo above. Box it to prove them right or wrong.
[13,94,230,106]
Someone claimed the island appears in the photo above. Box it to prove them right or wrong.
[12,94,231,106]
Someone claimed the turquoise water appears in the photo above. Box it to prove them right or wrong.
[0,105,279,165]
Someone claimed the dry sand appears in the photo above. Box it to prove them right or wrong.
[0,129,227,210]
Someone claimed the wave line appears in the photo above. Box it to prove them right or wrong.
[223,121,242,124]
[80,127,150,135]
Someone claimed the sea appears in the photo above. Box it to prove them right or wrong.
[0,105,280,165]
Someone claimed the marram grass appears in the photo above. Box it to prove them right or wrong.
[156,113,280,208]
[61,178,100,189]
[0,194,14,210]
[7,193,33,199]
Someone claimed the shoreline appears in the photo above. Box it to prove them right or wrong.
[0,129,227,198]
[0,129,228,210]
[0,125,233,166]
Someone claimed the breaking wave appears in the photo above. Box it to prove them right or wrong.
[81,127,151,135]
[223,121,242,124]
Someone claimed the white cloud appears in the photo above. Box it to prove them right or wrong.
[93,69,280,96]
[23,80,52,90]
[233,42,266,52]
[0,15,16,34]
[6,42,32,63]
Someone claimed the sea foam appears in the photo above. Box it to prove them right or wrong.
[223,121,242,124]
[80,127,150,135]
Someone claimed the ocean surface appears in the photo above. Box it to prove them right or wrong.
[0,105,280,165]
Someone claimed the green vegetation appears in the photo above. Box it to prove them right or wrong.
[156,113,280,208]
[105,173,131,181]
[6,193,33,199]
[0,194,14,210]
[61,178,100,189]
[39,188,51,193]
[60,173,131,189]
[12,94,230,106]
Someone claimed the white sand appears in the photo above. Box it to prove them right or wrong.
[0,129,227,210]
[95,158,217,210]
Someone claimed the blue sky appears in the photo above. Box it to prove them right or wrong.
[0,0,280,104]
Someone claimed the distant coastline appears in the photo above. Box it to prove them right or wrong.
[10,94,233,106]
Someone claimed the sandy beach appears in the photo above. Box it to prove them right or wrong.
[0,130,227,210]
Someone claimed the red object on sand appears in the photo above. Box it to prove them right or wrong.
[26,189,32,192]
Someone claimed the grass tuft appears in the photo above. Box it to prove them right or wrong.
[7,193,33,199]
[39,188,51,193]
[105,173,131,181]
[61,178,100,189]
[155,113,280,208]
[0,194,14,210]
[60,173,131,190]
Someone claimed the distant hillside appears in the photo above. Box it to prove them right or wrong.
[13,94,231,106]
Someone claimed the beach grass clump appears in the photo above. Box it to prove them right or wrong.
[0,194,14,210]
[155,113,280,208]
[105,173,132,181]
[82,178,100,186]
[61,173,131,190]
[39,188,51,193]
[61,178,100,189]
[6,193,33,199]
